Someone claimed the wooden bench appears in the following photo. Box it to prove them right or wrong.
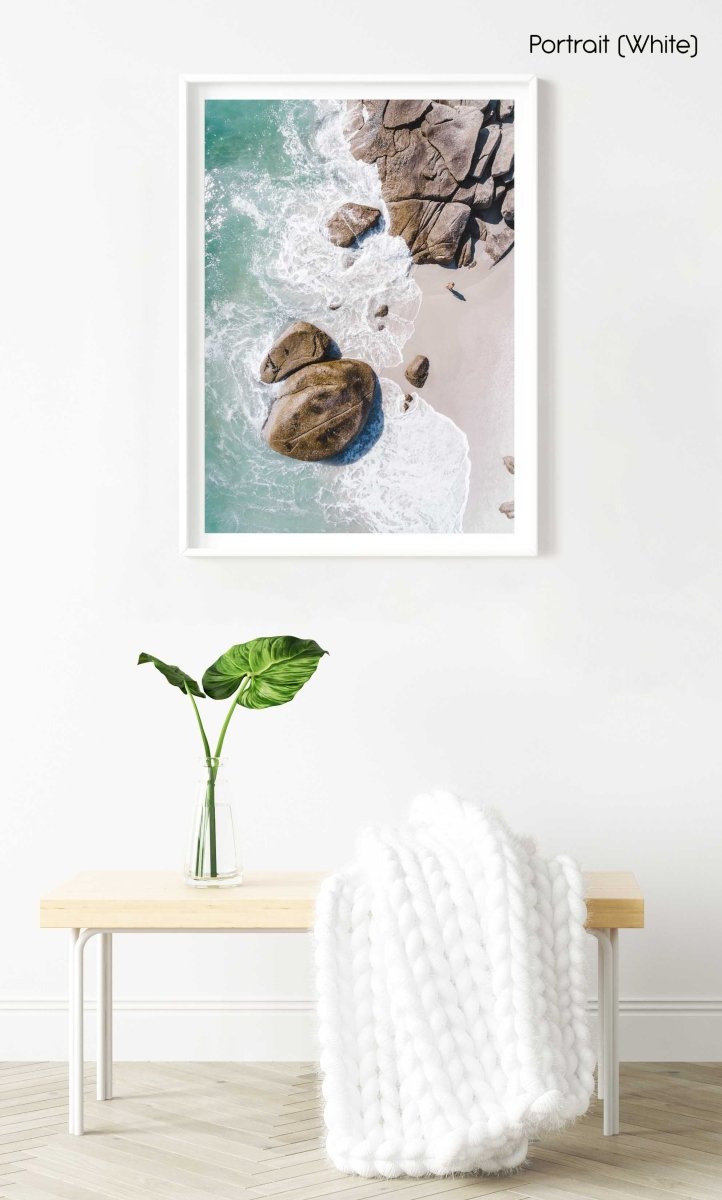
[40,869,644,1137]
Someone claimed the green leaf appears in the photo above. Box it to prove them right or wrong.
[137,652,204,698]
[202,636,327,709]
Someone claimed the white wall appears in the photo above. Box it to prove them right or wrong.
[1,0,721,1062]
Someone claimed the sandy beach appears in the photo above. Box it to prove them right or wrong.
[386,250,515,534]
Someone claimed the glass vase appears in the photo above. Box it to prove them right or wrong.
[185,758,243,888]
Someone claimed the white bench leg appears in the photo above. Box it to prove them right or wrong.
[69,929,100,1135]
[68,929,79,1135]
[69,929,87,1135]
[597,935,605,1100]
[97,932,113,1101]
[611,927,619,1130]
[592,927,620,1135]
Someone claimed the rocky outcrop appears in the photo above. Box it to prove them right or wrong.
[492,123,514,177]
[344,97,515,266]
[263,359,376,461]
[259,321,333,384]
[405,354,430,388]
[380,129,457,202]
[424,104,483,181]
[480,219,515,264]
[473,125,502,180]
[343,101,394,162]
[326,202,381,248]
[388,199,471,266]
[383,99,431,128]
[452,174,495,211]
[374,304,389,318]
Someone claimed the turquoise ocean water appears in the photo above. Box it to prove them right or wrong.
[204,99,470,534]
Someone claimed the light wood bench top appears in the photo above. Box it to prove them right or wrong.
[40,870,643,931]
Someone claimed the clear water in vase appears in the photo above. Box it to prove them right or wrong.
[185,759,243,888]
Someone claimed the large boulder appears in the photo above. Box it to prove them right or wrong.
[348,107,395,162]
[478,219,515,263]
[263,359,377,461]
[470,124,502,179]
[453,176,496,212]
[259,322,333,385]
[361,99,388,118]
[425,103,453,124]
[383,99,431,128]
[502,187,514,227]
[388,199,470,264]
[326,202,381,247]
[492,123,514,177]
[379,130,457,202]
[424,104,484,182]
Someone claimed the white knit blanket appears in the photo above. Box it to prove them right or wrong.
[315,794,595,1177]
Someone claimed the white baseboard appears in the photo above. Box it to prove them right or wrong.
[589,998,722,1061]
[1,997,720,1062]
[0,997,318,1063]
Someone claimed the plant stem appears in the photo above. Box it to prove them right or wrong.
[212,680,248,770]
[195,799,206,876]
[187,680,246,882]
[206,768,217,877]
[185,683,216,878]
[202,683,247,880]
[185,684,212,761]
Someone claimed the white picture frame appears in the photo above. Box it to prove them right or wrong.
[181,75,537,556]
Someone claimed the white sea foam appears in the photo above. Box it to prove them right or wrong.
[230,193,269,228]
[260,101,420,372]
[204,99,470,534]
[322,381,470,534]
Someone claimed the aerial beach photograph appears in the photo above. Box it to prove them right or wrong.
[204,96,516,537]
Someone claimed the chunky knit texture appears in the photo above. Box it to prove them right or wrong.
[315,793,595,1177]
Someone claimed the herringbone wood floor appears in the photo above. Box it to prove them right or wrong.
[1,1063,721,1199]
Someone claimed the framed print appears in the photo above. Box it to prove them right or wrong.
[181,75,537,555]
